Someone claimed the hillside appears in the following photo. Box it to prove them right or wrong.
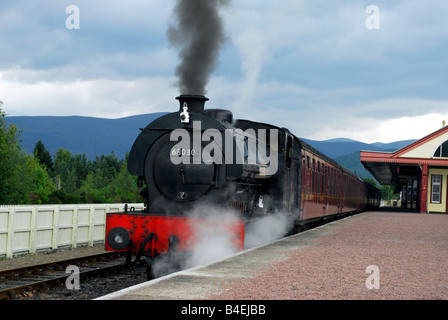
[301,138,416,181]
[6,113,416,181]
[7,113,168,159]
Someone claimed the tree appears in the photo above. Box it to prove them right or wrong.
[27,155,56,204]
[0,106,53,204]
[106,160,143,203]
[0,106,31,204]
[363,177,378,187]
[380,185,399,201]
[1,104,141,204]
[33,140,54,172]
[92,152,121,190]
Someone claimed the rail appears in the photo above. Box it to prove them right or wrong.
[0,252,126,299]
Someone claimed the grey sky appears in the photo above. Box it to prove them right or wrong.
[1,0,447,142]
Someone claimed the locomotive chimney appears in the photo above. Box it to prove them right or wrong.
[176,94,209,113]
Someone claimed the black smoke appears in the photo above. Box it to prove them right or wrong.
[167,0,230,95]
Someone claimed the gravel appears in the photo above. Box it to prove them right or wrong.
[209,211,448,300]
[24,263,149,300]
[0,245,149,300]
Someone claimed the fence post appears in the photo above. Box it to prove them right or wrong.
[52,206,60,250]
[72,206,79,248]
[88,205,94,247]
[6,208,14,258]
[29,206,37,254]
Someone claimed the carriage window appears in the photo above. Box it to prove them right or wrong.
[329,168,332,196]
[321,168,325,194]
[317,162,321,194]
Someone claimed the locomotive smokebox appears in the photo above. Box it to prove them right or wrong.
[176,94,209,113]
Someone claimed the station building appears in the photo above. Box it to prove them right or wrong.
[361,122,448,213]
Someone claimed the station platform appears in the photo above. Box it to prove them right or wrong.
[96,210,448,300]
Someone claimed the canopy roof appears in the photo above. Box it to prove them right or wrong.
[361,124,448,186]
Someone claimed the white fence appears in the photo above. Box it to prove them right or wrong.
[0,203,144,258]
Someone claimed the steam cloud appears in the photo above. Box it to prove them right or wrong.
[167,0,230,95]
[150,203,294,278]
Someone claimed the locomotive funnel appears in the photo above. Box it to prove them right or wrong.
[176,95,209,113]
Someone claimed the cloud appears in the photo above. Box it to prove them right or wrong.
[0,0,173,73]
[0,0,447,144]
[0,70,178,118]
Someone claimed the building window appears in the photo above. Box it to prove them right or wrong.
[431,175,442,204]
[433,140,448,158]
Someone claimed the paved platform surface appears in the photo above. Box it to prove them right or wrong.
[97,210,448,300]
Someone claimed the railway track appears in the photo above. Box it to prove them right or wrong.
[0,252,128,300]
[0,211,360,300]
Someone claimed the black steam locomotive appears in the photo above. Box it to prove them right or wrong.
[105,95,380,275]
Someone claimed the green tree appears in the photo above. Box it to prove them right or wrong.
[363,177,378,187]
[79,173,109,203]
[33,140,54,172]
[0,106,54,204]
[1,104,141,205]
[53,148,93,194]
[92,152,121,190]
[54,148,77,193]
[0,106,32,204]
[106,160,143,203]
[380,185,399,201]
[27,155,56,204]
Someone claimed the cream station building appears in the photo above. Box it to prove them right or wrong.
[361,122,448,213]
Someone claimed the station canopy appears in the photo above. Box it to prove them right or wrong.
[361,124,448,190]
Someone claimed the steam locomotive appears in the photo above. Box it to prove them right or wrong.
[105,95,380,276]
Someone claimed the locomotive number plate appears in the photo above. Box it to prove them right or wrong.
[171,148,196,156]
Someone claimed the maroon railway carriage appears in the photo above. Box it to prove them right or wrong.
[105,95,380,277]
[299,139,380,222]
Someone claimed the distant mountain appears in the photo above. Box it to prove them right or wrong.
[300,138,416,159]
[6,113,417,181]
[301,138,417,183]
[300,138,375,159]
[369,140,417,151]
[322,138,360,143]
[7,113,168,159]
[333,152,376,181]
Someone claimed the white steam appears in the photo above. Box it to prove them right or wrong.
[150,204,294,277]
[244,213,292,249]
[184,204,242,268]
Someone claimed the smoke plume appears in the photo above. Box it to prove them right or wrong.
[167,0,230,95]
